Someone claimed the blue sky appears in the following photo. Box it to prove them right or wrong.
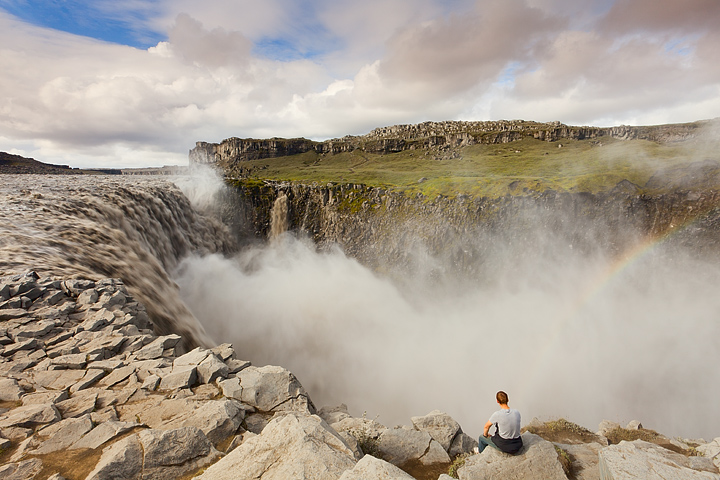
[0,0,719,167]
[0,0,164,47]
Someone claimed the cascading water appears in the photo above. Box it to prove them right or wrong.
[0,174,235,350]
[269,193,289,239]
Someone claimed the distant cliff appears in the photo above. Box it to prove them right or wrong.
[189,119,711,168]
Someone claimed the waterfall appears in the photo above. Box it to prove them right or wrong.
[270,193,289,239]
[0,174,235,351]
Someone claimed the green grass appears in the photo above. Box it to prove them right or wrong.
[230,136,720,198]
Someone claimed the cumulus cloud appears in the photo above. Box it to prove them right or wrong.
[0,0,719,167]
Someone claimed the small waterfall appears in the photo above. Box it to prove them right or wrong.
[270,194,289,239]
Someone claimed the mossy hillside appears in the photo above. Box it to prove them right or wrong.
[232,136,720,199]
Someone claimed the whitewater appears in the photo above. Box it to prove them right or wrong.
[1,172,719,441]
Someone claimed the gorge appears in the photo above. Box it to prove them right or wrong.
[2,119,720,479]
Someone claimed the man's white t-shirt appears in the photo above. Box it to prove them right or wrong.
[489,408,521,439]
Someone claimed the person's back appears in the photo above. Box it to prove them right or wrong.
[478,391,523,455]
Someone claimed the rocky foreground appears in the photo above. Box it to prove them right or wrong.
[1,271,719,480]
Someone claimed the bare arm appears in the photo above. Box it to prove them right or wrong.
[483,420,493,437]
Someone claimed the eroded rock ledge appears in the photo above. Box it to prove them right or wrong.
[189,119,714,167]
[1,271,718,480]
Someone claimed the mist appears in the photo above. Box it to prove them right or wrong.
[173,203,720,440]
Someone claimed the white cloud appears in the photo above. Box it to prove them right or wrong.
[1,1,719,167]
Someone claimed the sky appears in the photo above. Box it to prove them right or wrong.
[0,0,719,168]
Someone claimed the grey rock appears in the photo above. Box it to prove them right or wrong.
[86,359,125,371]
[70,368,106,393]
[51,353,87,369]
[62,279,95,296]
[55,392,97,418]
[599,440,720,479]
[318,404,352,425]
[21,390,69,406]
[139,427,221,479]
[625,420,643,430]
[0,458,43,480]
[218,376,242,400]
[91,406,119,424]
[556,442,602,480]
[86,434,143,480]
[225,358,251,374]
[449,431,479,457]
[195,413,356,480]
[71,420,140,450]
[411,409,461,452]
[378,427,450,466]
[237,365,314,413]
[98,364,136,388]
[458,433,567,480]
[173,346,211,367]
[44,290,66,306]
[211,343,235,361]
[141,374,160,391]
[697,438,720,470]
[134,334,181,360]
[76,289,98,305]
[339,454,416,480]
[32,368,86,390]
[159,365,197,390]
[11,320,57,339]
[33,414,93,454]
[197,353,228,383]
[0,378,24,401]
[598,420,621,437]
[0,403,61,428]
[160,398,245,445]
[2,338,37,357]
[244,413,270,434]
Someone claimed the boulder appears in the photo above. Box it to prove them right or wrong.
[458,433,567,480]
[98,365,136,388]
[598,440,720,479]
[71,420,140,450]
[0,378,24,401]
[556,441,603,480]
[138,427,222,480]
[378,427,450,467]
[0,403,61,428]
[154,398,246,445]
[33,414,94,454]
[339,454,416,480]
[449,431,479,457]
[197,353,229,383]
[86,434,143,480]
[195,413,356,480]
[70,368,106,393]
[237,365,314,413]
[411,410,461,452]
[134,335,181,361]
[173,346,211,367]
[318,404,352,425]
[0,458,43,480]
[158,365,197,390]
[55,391,98,418]
[697,438,720,470]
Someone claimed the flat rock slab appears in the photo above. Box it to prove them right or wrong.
[0,403,61,428]
[33,414,94,454]
[32,369,86,390]
[599,440,720,480]
[339,454,416,480]
[195,413,356,480]
[0,458,43,480]
[459,433,568,480]
[56,392,98,418]
[86,434,143,480]
[0,378,25,401]
[71,420,141,450]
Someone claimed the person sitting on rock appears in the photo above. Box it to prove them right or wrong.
[476,390,523,455]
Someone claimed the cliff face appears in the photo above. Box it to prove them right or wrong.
[189,119,709,167]
[228,180,720,280]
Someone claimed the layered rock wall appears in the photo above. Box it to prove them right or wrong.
[189,119,711,167]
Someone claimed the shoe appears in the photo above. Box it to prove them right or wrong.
[473,447,479,454]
